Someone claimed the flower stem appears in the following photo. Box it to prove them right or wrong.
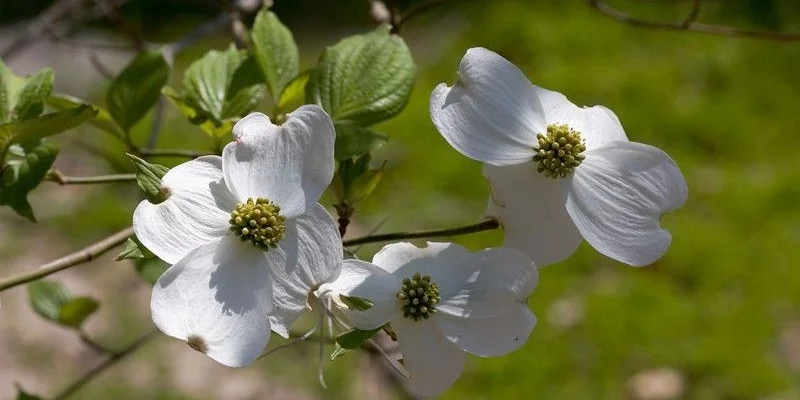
[52,328,158,400]
[0,227,133,292]
[342,218,500,247]
[46,169,136,185]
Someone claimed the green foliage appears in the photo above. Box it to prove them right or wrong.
[333,123,388,160]
[335,327,382,350]
[47,94,123,139]
[127,154,169,204]
[174,45,265,131]
[0,60,53,123]
[27,280,99,328]
[133,257,169,285]
[251,9,299,101]
[106,50,170,133]
[332,154,384,205]
[14,385,42,400]
[0,141,59,221]
[276,71,309,116]
[1,104,97,147]
[115,237,155,260]
[306,25,416,127]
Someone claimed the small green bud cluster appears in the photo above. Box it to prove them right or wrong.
[397,273,440,321]
[229,197,286,251]
[532,124,587,178]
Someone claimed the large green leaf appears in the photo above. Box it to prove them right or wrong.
[333,123,388,160]
[276,70,309,115]
[307,26,416,126]
[251,9,299,101]
[106,50,169,133]
[47,94,123,139]
[161,86,232,137]
[336,327,382,350]
[12,68,53,122]
[127,153,169,204]
[0,141,59,221]
[182,45,266,124]
[1,105,97,148]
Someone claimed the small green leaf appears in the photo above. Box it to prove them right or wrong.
[340,295,374,311]
[127,153,170,204]
[161,86,231,137]
[349,162,385,204]
[276,70,309,115]
[0,141,59,221]
[333,123,388,160]
[115,237,154,260]
[333,154,371,202]
[47,94,123,139]
[336,327,382,350]
[0,60,27,123]
[107,50,170,132]
[251,9,299,101]
[134,257,169,285]
[13,68,53,121]
[58,297,99,327]
[182,45,266,124]
[307,26,416,126]
[28,280,71,321]
[330,343,349,361]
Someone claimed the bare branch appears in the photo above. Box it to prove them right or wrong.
[342,218,499,247]
[586,0,800,41]
[0,227,133,292]
[45,169,136,185]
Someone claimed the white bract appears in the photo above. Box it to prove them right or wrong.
[133,105,342,367]
[430,47,688,267]
[317,242,538,397]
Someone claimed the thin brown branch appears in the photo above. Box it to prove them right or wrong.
[396,0,451,30]
[0,227,133,292]
[342,218,499,247]
[586,0,800,41]
[45,169,136,185]
[52,329,158,400]
[1,0,89,59]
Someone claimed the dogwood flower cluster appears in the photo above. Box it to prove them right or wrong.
[133,47,686,397]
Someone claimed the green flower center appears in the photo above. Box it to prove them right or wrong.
[396,273,440,321]
[532,124,587,179]
[229,197,286,251]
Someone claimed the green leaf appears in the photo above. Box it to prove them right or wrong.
[330,343,349,361]
[0,105,98,149]
[127,153,170,204]
[47,94,123,139]
[115,237,154,260]
[13,68,53,121]
[333,123,388,160]
[182,45,266,124]
[28,280,71,321]
[107,50,170,132]
[161,86,232,137]
[134,257,169,285]
[251,9,299,101]
[349,162,385,204]
[276,70,309,115]
[58,297,99,327]
[0,141,59,221]
[0,60,27,123]
[27,280,98,328]
[333,154,371,202]
[307,26,416,126]
[339,295,374,311]
[336,327,382,350]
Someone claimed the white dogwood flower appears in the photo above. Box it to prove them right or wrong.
[430,47,688,267]
[133,106,342,367]
[318,242,538,397]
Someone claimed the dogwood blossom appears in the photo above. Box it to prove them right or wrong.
[318,242,538,397]
[133,106,342,367]
[430,47,688,267]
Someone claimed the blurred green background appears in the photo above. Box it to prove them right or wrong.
[2,0,800,399]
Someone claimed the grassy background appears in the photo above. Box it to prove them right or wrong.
[2,0,800,398]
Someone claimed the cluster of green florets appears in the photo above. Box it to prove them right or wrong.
[397,273,440,321]
[532,124,587,179]
[229,197,286,251]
